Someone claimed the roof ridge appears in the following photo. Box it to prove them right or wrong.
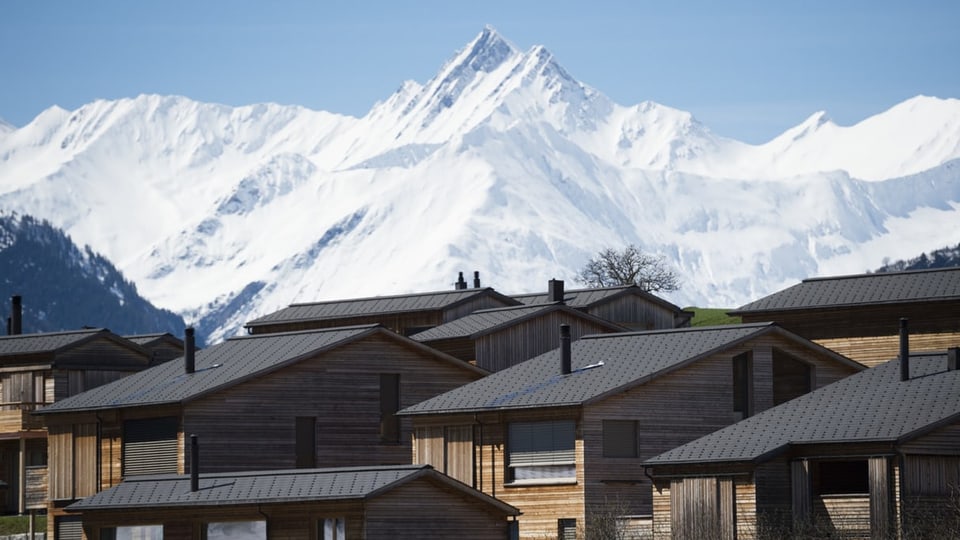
[227,324,380,341]
[581,322,773,340]
[802,266,960,283]
[0,327,106,340]
[288,288,494,307]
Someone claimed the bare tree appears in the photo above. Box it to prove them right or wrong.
[576,245,680,292]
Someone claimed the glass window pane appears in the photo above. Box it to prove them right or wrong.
[207,521,266,540]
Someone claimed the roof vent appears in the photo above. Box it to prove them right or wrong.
[10,295,22,335]
[548,279,565,304]
[455,272,467,290]
[560,324,572,375]
[190,434,199,492]
[473,271,481,288]
[948,347,959,371]
[185,327,196,374]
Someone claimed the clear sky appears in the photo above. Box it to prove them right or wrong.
[1,0,957,143]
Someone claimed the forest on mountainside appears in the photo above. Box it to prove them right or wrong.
[874,242,960,272]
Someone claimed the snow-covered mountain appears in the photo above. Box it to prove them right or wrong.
[1,26,959,342]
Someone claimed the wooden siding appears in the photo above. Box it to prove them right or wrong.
[738,301,960,341]
[55,338,150,370]
[47,421,97,501]
[442,295,517,322]
[816,331,960,367]
[24,465,47,509]
[669,477,735,540]
[183,334,482,473]
[474,313,618,372]
[417,337,475,363]
[900,420,960,454]
[812,495,871,538]
[583,295,679,330]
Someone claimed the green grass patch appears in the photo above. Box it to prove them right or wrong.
[685,307,741,327]
[0,514,47,535]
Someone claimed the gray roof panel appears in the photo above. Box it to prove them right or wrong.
[401,323,784,414]
[646,352,960,466]
[66,464,520,515]
[410,304,625,341]
[513,284,686,313]
[0,328,109,357]
[732,267,960,314]
[246,288,519,327]
[38,326,381,413]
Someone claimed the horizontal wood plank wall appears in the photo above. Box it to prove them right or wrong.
[183,334,481,472]
[67,370,140,397]
[56,339,150,369]
[24,465,47,509]
[739,302,960,340]
[475,314,617,373]
[416,337,475,363]
[735,476,758,540]
[585,296,678,330]
[652,482,672,539]
[365,479,512,540]
[817,331,960,367]
[812,495,870,537]
[901,421,960,454]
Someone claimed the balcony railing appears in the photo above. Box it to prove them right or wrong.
[0,402,50,432]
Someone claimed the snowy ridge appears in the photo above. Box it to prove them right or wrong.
[0,26,958,342]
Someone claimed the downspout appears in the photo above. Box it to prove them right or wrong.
[95,413,103,493]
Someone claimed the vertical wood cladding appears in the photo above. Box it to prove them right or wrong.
[583,294,679,331]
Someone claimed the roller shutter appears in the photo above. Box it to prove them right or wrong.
[123,416,179,476]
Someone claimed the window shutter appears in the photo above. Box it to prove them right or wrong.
[508,421,575,466]
[602,420,638,458]
[123,417,179,476]
[56,516,83,540]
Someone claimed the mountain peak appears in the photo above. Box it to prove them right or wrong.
[454,25,519,75]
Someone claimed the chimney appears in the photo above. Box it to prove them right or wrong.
[185,327,196,374]
[560,324,571,375]
[948,347,960,371]
[10,295,22,335]
[455,272,467,290]
[473,271,481,288]
[899,318,910,382]
[190,434,199,492]
[548,279,565,303]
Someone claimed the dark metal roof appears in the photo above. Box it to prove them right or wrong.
[66,464,519,515]
[0,328,111,357]
[38,325,480,414]
[401,323,852,415]
[513,284,687,313]
[124,333,183,348]
[245,288,521,328]
[732,267,960,314]
[646,351,960,467]
[409,304,625,342]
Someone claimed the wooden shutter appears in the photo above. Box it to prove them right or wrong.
[123,417,179,476]
[56,516,83,540]
[445,425,474,484]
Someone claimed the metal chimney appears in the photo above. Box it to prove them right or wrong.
[185,327,196,374]
[455,272,467,290]
[473,271,481,288]
[560,324,571,375]
[190,434,199,492]
[948,347,959,371]
[899,318,910,382]
[548,279,565,303]
[10,295,22,335]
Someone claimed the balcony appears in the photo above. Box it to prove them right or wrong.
[0,402,48,433]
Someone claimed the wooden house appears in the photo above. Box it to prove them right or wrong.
[34,325,486,539]
[399,323,863,539]
[245,285,520,337]
[645,344,960,540]
[409,303,626,372]
[64,464,520,540]
[729,267,960,367]
[512,279,693,330]
[0,328,151,516]
[124,332,185,365]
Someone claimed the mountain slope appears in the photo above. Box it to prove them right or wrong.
[0,27,958,343]
[0,213,187,338]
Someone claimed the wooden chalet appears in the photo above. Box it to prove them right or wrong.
[409,303,626,372]
[124,332,185,365]
[34,325,486,539]
[512,279,693,330]
[645,344,960,540]
[64,464,520,540]
[244,280,520,337]
[0,328,151,516]
[729,267,960,367]
[399,323,863,539]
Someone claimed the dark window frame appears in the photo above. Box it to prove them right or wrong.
[380,373,401,444]
[732,351,753,417]
[602,419,639,458]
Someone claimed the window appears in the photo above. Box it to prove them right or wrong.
[206,521,266,540]
[295,416,316,468]
[507,420,576,483]
[602,420,638,458]
[380,374,400,443]
[123,417,179,476]
[101,525,163,540]
[558,518,577,540]
[815,460,868,495]
[319,517,345,540]
[732,352,753,417]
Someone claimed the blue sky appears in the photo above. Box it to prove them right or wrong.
[1,0,957,143]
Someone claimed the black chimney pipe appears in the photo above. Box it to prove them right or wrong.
[473,271,481,288]
[190,434,199,492]
[11,295,22,335]
[548,279,565,304]
[185,327,196,374]
[899,318,910,382]
[560,324,571,375]
[948,347,959,372]
[455,272,467,290]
